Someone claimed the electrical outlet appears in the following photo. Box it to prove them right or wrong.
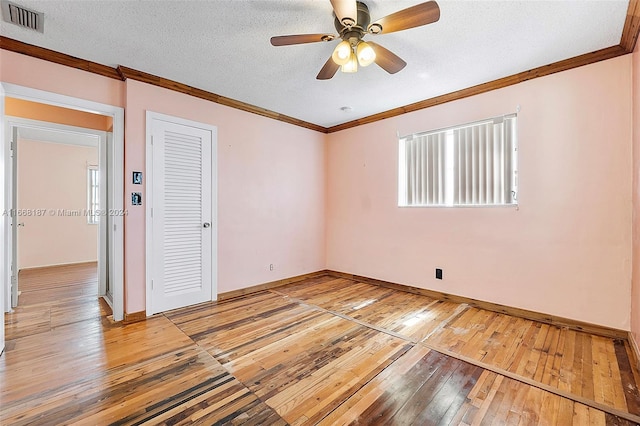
[435,268,443,280]
[269,264,274,271]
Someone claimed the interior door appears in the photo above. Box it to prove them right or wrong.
[149,115,215,314]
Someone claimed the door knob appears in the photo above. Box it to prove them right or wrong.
[203,222,211,228]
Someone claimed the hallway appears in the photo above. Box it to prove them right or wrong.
[4,262,107,342]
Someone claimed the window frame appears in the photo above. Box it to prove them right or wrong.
[398,114,518,208]
[87,165,99,224]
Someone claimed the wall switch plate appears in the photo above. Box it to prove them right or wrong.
[131,192,142,205]
[435,268,443,280]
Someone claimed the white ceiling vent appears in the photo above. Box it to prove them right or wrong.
[1,1,44,33]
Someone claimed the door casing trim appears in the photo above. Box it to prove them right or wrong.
[1,82,124,321]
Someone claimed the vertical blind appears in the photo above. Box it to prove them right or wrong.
[403,132,447,205]
[399,114,517,207]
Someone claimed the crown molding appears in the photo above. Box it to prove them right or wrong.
[0,36,122,80]
[326,44,628,133]
[327,0,640,132]
[621,0,640,53]
[2,0,639,134]
[116,66,326,133]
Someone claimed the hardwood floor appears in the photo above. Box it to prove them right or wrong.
[4,262,109,341]
[2,268,640,425]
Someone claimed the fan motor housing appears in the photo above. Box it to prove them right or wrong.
[334,1,370,38]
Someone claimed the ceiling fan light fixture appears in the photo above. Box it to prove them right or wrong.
[271,0,440,80]
[332,40,352,66]
[368,23,382,34]
[356,41,376,67]
[341,51,358,73]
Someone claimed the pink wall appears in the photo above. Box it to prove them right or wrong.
[124,80,326,313]
[0,50,124,108]
[1,50,325,316]
[17,139,98,268]
[326,56,633,329]
[632,41,640,348]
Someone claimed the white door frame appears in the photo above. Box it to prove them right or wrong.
[145,111,218,315]
[1,82,124,321]
[10,125,17,307]
[0,82,5,355]
[6,117,108,305]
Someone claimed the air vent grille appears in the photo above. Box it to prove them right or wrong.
[1,1,44,32]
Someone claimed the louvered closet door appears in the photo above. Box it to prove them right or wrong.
[151,118,213,313]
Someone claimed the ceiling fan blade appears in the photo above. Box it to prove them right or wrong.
[368,42,407,74]
[330,0,357,26]
[368,1,440,35]
[270,34,335,46]
[317,56,340,80]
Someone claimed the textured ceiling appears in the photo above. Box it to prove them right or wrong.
[0,0,629,128]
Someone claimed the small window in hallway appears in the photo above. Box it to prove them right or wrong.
[87,166,99,224]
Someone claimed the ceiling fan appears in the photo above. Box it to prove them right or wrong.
[270,0,440,80]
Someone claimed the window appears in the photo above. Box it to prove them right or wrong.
[398,114,518,207]
[87,166,99,224]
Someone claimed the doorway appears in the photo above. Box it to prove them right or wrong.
[1,83,124,357]
[9,116,109,310]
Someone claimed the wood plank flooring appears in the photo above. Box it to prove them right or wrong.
[18,262,99,305]
[278,277,640,417]
[2,267,640,424]
[4,262,109,341]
